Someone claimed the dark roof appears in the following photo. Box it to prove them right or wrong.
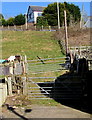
[30,6,46,12]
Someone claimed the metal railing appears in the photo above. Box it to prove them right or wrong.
[28,56,70,74]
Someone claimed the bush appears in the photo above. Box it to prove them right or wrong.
[0,14,4,19]
[7,17,15,26]
[14,14,25,25]
[36,16,48,26]
[1,18,8,26]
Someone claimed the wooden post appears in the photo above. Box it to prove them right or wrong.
[21,25,23,30]
[7,77,12,96]
[35,25,36,30]
[64,10,68,55]
[9,64,13,75]
[42,25,43,30]
[22,62,25,74]
[22,77,27,95]
[8,25,9,30]
[49,26,51,32]
[14,25,16,30]
[24,14,28,30]
[57,1,60,30]
[24,55,27,74]
[24,55,27,63]
[79,46,81,57]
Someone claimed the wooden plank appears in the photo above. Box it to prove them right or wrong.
[7,77,12,95]
[22,77,27,95]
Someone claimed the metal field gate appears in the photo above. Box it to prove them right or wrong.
[27,57,83,100]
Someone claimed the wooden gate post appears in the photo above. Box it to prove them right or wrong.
[22,77,27,95]
[7,77,12,96]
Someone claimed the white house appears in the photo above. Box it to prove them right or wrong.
[27,6,46,24]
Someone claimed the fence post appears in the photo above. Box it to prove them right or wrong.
[14,25,16,30]
[79,46,81,57]
[0,83,3,107]
[49,26,51,32]
[21,25,23,30]
[9,63,14,75]
[35,25,36,30]
[7,77,12,96]
[22,77,27,95]
[42,25,43,30]
[8,25,10,30]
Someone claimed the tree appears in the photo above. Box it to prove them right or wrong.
[0,14,4,19]
[43,2,81,26]
[36,16,48,26]
[7,17,15,26]
[64,2,81,23]
[1,18,8,26]
[14,14,25,25]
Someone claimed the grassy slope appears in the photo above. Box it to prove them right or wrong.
[2,31,63,60]
[2,31,66,106]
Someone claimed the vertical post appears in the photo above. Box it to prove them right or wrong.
[25,14,28,30]
[49,26,51,31]
[7,77,12,96]
[0,84,3,107]
[80,4,84,29]
[35,25,36,30]
[79,46,81,57]
[80,15,82,29]
[64,10,68,54]
[24,55,27,74]
[22,77,27,95]
[8,25,9,30]
[24,55,27,63]
[9,62,13,75]
[14,25,16,30]
[22,62,25,75]
[21,25,23,30]
[42,25,43,30]
[57,1,60,30]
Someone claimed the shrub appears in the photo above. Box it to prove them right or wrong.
[14,14,25,25]
[36,16,48,26]
[1,18,8,26]
[7,17,15,26]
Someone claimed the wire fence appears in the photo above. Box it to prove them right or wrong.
[0,25,60,31]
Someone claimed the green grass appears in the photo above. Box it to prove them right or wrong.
[2,31,64,59]
[2,30,67,106]
[31,99,61,106]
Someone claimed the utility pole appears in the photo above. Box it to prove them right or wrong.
[57,1,60,30]
[64,10,68,55]
[80,4,84,29]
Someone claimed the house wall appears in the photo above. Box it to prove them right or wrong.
[27,7,42,23]
[34,11,42,24]
[27,8,34,23]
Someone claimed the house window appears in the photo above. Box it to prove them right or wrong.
[38,13,42,17]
